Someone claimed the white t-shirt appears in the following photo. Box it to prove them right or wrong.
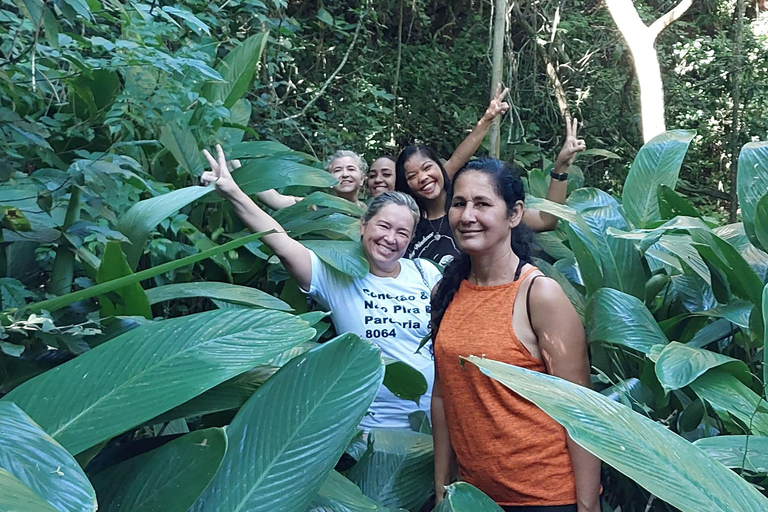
[305,250,442,430]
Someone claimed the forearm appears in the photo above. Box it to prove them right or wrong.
[256,189,300,210]
[431,396,455,499]
[444,117,493,178]
[566,438,601,511]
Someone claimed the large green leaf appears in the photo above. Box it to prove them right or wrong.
[0,402,96,512]
[229,140,292,158]
[202,32,269,108]
[586,288,668,354]
[191,333,384,512]
[653,342,751,392]
[693,435,768,474]
[13,0,43,25]
[303,240,369,278]
[117,185,214,269]
[622,130,695,228]
[657,184,701,220]
[736,141,768,247]
[764,284,768,398]
[713,222,768,282]
[3,309,315,454]
[346,429,434,511]
[91,428,226,512]
[689,369,768,436]
[434,482,504,512]
[234,157,337,195]
[25,230,268,313]
[97,241,152,319]
[308,470,388,512]
[754,194,768,254]
[145,282,291,311]
[466,356,768,512]
[0,468,59,512]
[159,123,205,178]
[565,224,603,296]
[273,191,367,221]
[382,359,428,403]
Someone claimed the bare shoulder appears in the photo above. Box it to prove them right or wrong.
[526,271,568,306]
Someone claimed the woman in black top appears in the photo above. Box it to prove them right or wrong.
[396,116,586,265]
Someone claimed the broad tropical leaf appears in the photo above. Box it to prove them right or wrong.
[565,224,603,296]
[159,123,205,178]
[145,282,291,311]
[190,333,384,512]
[3,309,315,454]
[0,468,59,512]
[466,356,768,512]
[586,288,668,354]
[234,157,337,194]
[25,231,268,313]
[0,402,96,512]
[97,241,152,319]
[383,359,428,403]
[308,470,388,512]
[273,191,367,221]
[657,184,701,220]
[622,130,695,228]
[346,429,434,511]
[689,369,768,437]
[653,342,751,392]
[693,435,768,474]
[434,482,504,512]
[91,428,226,512]
[117,185,214,269]
[755,194,768,254]
[303,240,369,278]
[736,141,768,247]
[202,32,269,108]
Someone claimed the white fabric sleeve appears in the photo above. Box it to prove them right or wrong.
[301,250,334,309]
[418,258,444,289]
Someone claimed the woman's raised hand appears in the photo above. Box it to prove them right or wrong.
[555,116,587,168]
[201,144,243,198]
[482,83,510,122]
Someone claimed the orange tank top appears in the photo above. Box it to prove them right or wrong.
[434,268,577,507]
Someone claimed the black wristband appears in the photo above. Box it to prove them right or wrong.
[550,170,569,181]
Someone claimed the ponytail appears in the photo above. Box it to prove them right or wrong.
[431,253,471,335]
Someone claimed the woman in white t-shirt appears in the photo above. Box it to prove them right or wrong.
[202,145,442,430]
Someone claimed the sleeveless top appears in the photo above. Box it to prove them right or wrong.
[406,215,459,267]
[433,266,577,507]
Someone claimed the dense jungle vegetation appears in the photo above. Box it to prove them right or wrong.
[1,0,768,511]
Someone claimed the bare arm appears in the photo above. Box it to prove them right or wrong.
[522,116,586,232]
[202,146,312,289]
[444,84,510,179]
[431,368,456,505]
[529,277,601,512]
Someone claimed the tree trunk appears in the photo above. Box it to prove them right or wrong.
[605,0,693,142]
[489,0,507,158]
[728,0,746,222]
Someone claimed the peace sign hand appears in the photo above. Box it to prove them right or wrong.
[201,144,242,198]
[555,116,586,169]
[482,83,511,123]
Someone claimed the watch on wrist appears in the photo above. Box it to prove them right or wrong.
[550,170,569,181]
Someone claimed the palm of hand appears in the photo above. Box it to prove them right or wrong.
[201,145,241,198]
[556,116,586,167]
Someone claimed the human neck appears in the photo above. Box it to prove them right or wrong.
[468,245,520,287]
[369,259,401,278]
[423,191,447,220]
[336,190,359,203]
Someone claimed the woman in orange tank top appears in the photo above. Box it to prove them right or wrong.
[430,158,601,512]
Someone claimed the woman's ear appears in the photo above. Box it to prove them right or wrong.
[360,220,367,238]
[509,200,525,229]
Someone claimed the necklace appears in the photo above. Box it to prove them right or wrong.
[427,215,446,239]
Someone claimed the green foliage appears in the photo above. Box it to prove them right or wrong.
[434,482,504,512]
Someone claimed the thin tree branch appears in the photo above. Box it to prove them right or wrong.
[278,10,366,123]
[649,0,694,39]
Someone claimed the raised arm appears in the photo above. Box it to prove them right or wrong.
[522,116,586,232]
[443,84,510,179]
[529,277,601,512]
[202,145,312,289]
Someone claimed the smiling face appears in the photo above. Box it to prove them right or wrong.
[360,203,416,271]
[448,170,524,255]
[403,153,445,201]
[330,156,364,200]
[367,157,396,197]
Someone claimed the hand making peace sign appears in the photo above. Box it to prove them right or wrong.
[201,144,243,198]
[482,83,511,123]
[555,116,587,169]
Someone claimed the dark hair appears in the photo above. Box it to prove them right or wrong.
[395,145,451,217]
[431,158,533,334]
[373,155,396,165]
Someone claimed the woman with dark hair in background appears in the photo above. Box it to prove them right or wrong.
[396,117,585,266]
[367,155,397,197]
[430,158,601,511]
